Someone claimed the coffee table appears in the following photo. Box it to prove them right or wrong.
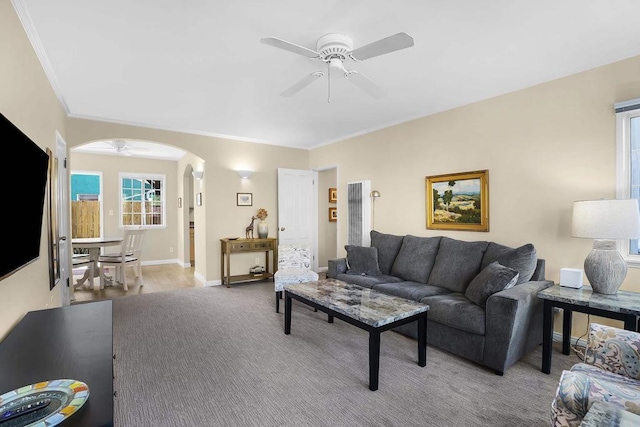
[284,278,429,391]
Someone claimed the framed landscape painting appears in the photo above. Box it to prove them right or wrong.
[425,170,489,232]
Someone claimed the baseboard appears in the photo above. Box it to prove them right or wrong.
[141,259,182,266]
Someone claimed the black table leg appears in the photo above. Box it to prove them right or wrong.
[562,308,572,355]
[417,316,427,367]
[542,299,553,374]
[328,315,334,323]
[624,314,636,331]
[284,293,292,335]
[369,331,380,391]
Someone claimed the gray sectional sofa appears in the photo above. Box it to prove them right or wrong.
[327,230,553,375]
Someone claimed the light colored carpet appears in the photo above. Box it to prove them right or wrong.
[112,281,579,426]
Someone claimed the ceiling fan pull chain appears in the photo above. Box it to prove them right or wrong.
[327,63,332,103]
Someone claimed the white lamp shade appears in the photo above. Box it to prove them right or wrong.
[572,199,640,239]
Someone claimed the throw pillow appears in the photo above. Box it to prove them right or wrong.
[370,230,405,275]
[390,235,442,283]
[465,262,519,307]
[481,242,537,285]
[345,245,381,276]
[428,237,490,293]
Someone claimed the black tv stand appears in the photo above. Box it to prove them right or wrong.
[0,301,113,426]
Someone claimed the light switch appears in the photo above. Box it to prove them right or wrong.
[109,210,114,216]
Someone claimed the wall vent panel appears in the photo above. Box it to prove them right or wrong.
[347,180,371,246]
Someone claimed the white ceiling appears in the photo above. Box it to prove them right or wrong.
[15,0,640,152]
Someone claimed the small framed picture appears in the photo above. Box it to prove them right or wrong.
[178,197,182,208]
[329,207,337,222]
[237,192,253,206]
[329,187,337,203]
[196,192,202,206]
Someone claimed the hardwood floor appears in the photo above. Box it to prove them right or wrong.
[71,263,201,304]
[71,264,326,304]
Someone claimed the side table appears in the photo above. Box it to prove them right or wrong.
[220,237,277,287]
[537,285,640,374]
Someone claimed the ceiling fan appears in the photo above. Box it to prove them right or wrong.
[261,32,414,102]
[104,140,148,156]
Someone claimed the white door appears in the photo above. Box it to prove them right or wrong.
[277,168,317,269]
[56,132,71,305]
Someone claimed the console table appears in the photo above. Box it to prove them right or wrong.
[220,237,277,287]
[538,285,640,374]
[0,300,113,426]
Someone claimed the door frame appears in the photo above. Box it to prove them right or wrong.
[313,164,340,269]
[56,132,71,305]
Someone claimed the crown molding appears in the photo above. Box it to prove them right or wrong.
[11,0,70,115]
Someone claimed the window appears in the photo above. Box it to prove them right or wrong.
[615,98,640,265]
[70,171,102,238]
[120,173,166,228]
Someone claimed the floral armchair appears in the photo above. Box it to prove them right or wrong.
[274,245,318,313]
[550,322,640,426]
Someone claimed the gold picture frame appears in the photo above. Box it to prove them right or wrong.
[425,170,489,232]
[329,207,337,222]
[329,187,337,203]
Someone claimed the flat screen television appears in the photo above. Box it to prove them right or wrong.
[0,112,50,281]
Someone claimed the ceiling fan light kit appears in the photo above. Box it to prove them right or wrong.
[104,139,148,156]
[261,32,414,103]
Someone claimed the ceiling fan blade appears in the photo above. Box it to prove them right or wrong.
[350,32,414,61]
[261,37,320,58]
[345,71,386,99]
[281,72,324,97]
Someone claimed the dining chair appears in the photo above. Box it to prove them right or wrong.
[98,228,146,291]
[72,254,95,289]
[274,244,318,313]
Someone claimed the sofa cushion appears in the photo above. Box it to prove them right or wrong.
[427,237,489,293]
[372,281,452,302]
[335,273,403,289]
[345,245,381,276]
[421,293,486,335]
[481,242,537,285]
[390,235,442,283]
[465,262,519,307]
[370,230,405,275]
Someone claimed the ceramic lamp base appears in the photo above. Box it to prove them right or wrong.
[584,239,627,294]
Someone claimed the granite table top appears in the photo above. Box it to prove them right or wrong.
[284,278,429,328]
[538,285,640,316]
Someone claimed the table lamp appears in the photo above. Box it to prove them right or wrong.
[571,199,640,294]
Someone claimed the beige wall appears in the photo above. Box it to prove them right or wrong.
[66,118,310,283]
[0,2,67,339]
[310,54,640,336]
[317,168,338,268]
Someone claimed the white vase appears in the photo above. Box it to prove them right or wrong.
[257,220,268,238]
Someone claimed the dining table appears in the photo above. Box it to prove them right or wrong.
[72,237,124,287]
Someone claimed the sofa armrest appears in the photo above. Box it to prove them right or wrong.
[328,258,347,278]
[484,280,553,373]
[585,323,640,380]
